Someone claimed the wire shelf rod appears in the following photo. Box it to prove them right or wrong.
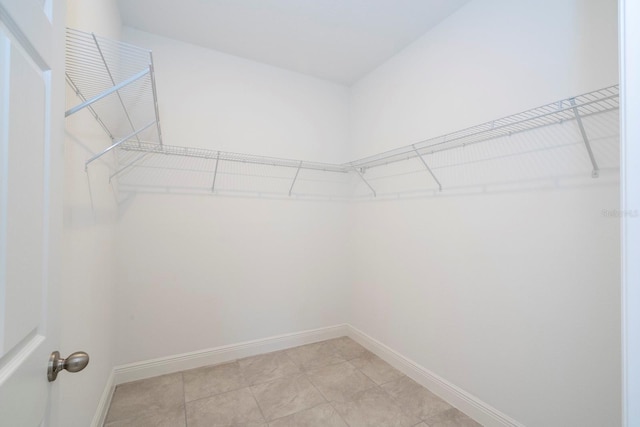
[119,142,349,173]
[65,73,115,140]
[109,152,149,182]
[91,32,143,145]
[85,121,156,169]
[65,68,150,117]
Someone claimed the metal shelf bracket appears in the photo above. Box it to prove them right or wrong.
[288,161,303,196]
[412,145,442,191]
[352,165,376,197]
[211,151,220,192]
[569,98,600,178]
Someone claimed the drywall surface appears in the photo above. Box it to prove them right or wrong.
[349,0,618,160]
[116,195,350,364]
[61,1,122,426]
[123,28,350,163]
[67,0,122,39]
[348,0,620,426]
[115,30,351,364]
[350,189,620,427]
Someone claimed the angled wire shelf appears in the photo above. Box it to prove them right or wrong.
[65,28,163,168]
[64,28,619,199]
[350,86,618,171]
[114,142,352,199]
[346,85,619,197]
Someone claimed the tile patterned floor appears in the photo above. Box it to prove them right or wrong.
[104,337,482,427]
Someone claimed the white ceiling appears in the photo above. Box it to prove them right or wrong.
[117,0,470,85]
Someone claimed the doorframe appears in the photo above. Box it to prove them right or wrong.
[619,1,639,426]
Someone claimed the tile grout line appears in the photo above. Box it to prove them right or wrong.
[247,384,269,425]
[180,372,188,427]
[303,370,331,403]
[319,338,379,426]
[323,338,434,426]
[181,360,250,405]
[328,401,352,427]
[240,360,270,425]
[348,360,419,422]
[267,341,338,424]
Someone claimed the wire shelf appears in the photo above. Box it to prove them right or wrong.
[119,142,349,173]
[65,28,163,167]
[115,142,354,199]
[113,86,619,199]
[349,85,619,170]
[64,29,619,198]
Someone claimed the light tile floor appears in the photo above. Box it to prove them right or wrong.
[104,337,482,427]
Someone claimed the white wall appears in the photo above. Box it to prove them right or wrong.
[114,29,351,364]
[348,1,620,426]
[349,0,618,159]
[66,0,122,39]
[62,1,122,426]
[124,28,350,163]
[61,1,622,425]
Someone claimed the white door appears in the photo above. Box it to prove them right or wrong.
[0,0,65,425]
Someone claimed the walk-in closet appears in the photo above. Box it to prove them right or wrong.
[1,0,638,426]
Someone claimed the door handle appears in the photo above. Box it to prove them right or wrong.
[47,351,89,382]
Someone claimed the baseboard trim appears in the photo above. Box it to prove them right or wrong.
[103,323,522,427]
[90,370,115,427]
[346,325,524,427]
[113,324,349,385]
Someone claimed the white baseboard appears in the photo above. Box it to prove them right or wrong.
[346,325,524,427]
[112,324,349,385]
[90,370,115,427]
[99,323,522,427]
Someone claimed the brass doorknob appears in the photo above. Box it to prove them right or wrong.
[48,351,89,382]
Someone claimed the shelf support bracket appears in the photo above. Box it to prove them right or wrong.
[211,152,220,192]
[65,68,150,117]
[85,120,156,169]
[288,161,303,197]
[352,166,376,197]
[412,145,442,191]
[149,55,164,147]
[569,98,599,178]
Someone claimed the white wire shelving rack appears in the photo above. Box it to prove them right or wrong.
[348,85,619,197]
[65,28,619,199]
[65,28,163,168]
